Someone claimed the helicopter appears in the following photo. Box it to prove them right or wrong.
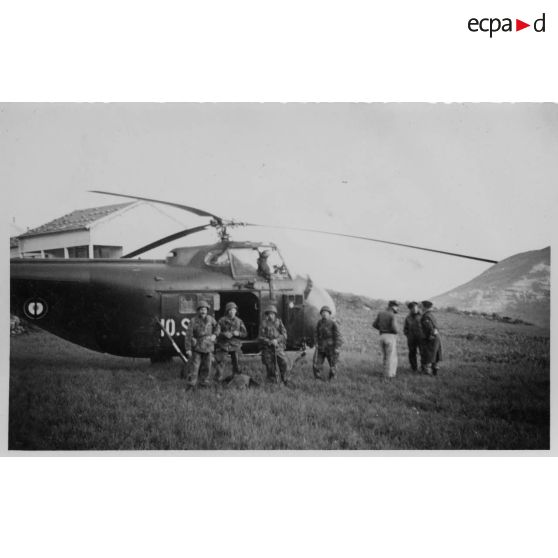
[10,191,498,362]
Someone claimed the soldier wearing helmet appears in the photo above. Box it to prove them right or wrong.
[258,304,290,384]
[214,301,248,382]
[257,249,274,298]
[184,300,220,390]
[256,250,272,281]
[313,305,343,381]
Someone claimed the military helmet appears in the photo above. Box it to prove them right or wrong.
[261,250,270,257]
[388,300,399,308]
[407,301,419,310]
[225,301,238,312]
[197,300,210,310]
[320,305,332,314]
[421,300,433,309]
[264,304,277,314]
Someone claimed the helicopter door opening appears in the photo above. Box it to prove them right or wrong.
[216,292,260,341]
[159,292,220,352]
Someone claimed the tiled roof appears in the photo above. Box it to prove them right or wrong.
[10,236,20,249]
[19,203,133,238]
[10,222,25,236]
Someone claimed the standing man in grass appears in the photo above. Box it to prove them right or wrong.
[404,301,425,373]
[214,301,248,383]
[258,304,289,384]
[372,300,400,378]
[420,300,442,376]
[313,305,343,381]
[184,300,219,390]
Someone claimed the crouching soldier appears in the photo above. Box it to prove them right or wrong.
[420,300,442,376]
[259,304,289,384]
[404,301,425,372]
[184,300,220,390]
[214,301,248,383]
[313,305,343,381]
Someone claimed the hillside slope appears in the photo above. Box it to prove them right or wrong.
[432,247,550,327]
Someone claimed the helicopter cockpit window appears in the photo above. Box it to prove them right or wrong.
[204,249,230,267]
[266,250,289,278]
[229,249,258,276]
[229,248,290,279]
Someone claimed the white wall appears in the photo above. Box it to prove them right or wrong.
[19,229,90,254]
[90,202,196,257]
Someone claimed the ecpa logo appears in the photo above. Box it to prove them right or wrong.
[468,13,546,37]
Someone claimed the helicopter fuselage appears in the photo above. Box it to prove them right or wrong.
[10,241,334,359]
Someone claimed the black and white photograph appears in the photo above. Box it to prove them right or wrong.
[5,103,553,451]
[2,3,558,558]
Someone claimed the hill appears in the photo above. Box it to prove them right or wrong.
[432,247,550,327]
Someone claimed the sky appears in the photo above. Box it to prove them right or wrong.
[3,103,557,300]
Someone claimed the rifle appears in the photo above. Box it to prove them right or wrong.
[290,344,307,377]
[272,342,279,382]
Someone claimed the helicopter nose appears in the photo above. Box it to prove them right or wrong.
[304,282,336,341]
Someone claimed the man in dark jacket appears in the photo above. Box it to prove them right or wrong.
[420,300,442,376]
[372,300,399,378]
[403,301,425,372]
[313,305,343,381]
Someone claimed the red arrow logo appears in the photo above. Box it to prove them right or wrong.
[516,19,530,31]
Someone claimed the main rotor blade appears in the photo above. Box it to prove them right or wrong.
[90,190,223,222]
[247,224,498,264]
[123,224,211,258]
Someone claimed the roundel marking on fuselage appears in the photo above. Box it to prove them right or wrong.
[23,298,49,320]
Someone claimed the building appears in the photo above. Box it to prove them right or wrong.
[10,220,25,258]
[15,201,197,259]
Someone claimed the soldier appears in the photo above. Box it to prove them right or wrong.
[256,250,272,281]
[420,300,442,376]
[214,301,248,383]
[372,300,400,378]
[184,300,220,390]
[403,301,425,373]
[257,250,274,297]
[313,305,343,381]
[258,304,290,384]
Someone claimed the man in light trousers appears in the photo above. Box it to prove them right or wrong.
[372,300,400,378]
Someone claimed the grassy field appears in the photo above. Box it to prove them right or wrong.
[9,296,550,451]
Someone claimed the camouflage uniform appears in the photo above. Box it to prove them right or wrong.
[259,316,289,383]
[214,315,247,381]
[185,314,220,387]
[313,317,343,380]
[257,253,274,298]
[257,254,272,281]
[420,310,442,375]
[403,311,425,372]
